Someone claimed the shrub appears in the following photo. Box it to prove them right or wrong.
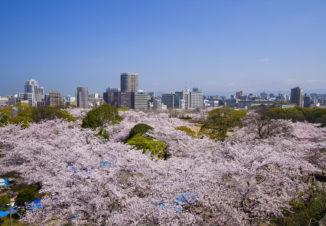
[82,104,122,129]
[126,123,153,141]
[0,195,10,211]
[271,187,326,225]
[96,127,110,140]
[15,188,37,207]
[175,126,196,137]
[119,107,129,112]
[126,134,166,159]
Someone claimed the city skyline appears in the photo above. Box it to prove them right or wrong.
[1,76,326,98]
[1,1,326,96]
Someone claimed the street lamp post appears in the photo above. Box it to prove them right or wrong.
[7,190,13,226]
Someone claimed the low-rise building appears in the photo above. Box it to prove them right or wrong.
[238,100,275,109]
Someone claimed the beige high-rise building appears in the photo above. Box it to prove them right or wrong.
[120,73,139,92]
[46,91,63,106]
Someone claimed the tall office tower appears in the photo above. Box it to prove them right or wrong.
[190,88,203,108]
[103,87,120,106]
[290,87,303,107]
[174,92,182,109]
[161,93,175,109]
[24,79,39,106]
[174,90,190,109]
[120,73,139,92]
[134,91,149,111]
[182,89,191,110]
[76,87,89,108]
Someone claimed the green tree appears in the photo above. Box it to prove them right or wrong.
[0,104,75,128]
[257,106,326,127]
[126,123,153,141]
[31,106,75,123]
[82,104,122,129]
[126,134,166,159]
[200,107,247,141]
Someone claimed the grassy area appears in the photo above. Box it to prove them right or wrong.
[175,126,196,137]
[0,217,28,226]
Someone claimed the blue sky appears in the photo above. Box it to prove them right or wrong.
[0,0,325,96]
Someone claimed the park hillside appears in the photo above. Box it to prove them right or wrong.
[1,104,326,225]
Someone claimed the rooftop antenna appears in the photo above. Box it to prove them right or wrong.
[185,81,188,91]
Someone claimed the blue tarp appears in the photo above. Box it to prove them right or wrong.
[157,202,182,213]
[68,164,77,174]
[29,198,44,210]
[150,175,158,180]
[176,191,197,205]
[100,161,116,167]
[174,203,182,213]
[0,207,17,217]
[158,192,197,214]
[0,178,10,188]
[70,214,79,221]
[87,168,95,175]
[158,201,166,209]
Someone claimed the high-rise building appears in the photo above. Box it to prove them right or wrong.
[290,87,303,107]
[236,90,245,99]
[174,92,182,109]
[76,87,89,108]
[35,87,45,104]
[103,87,120,106]
[161,93,174,109]
[190,88,203,108]
[120,92,134,109]
[182,89,191,110]
[176,90,191,110]
[120,73,139,92]
[304,94,312,108]
[45,91,63,106]
[134,91,148,111]
[24,79,44,106]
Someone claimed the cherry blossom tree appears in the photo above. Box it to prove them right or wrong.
[0,109,325,225]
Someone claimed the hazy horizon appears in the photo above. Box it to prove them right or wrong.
[1,0,325,96]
